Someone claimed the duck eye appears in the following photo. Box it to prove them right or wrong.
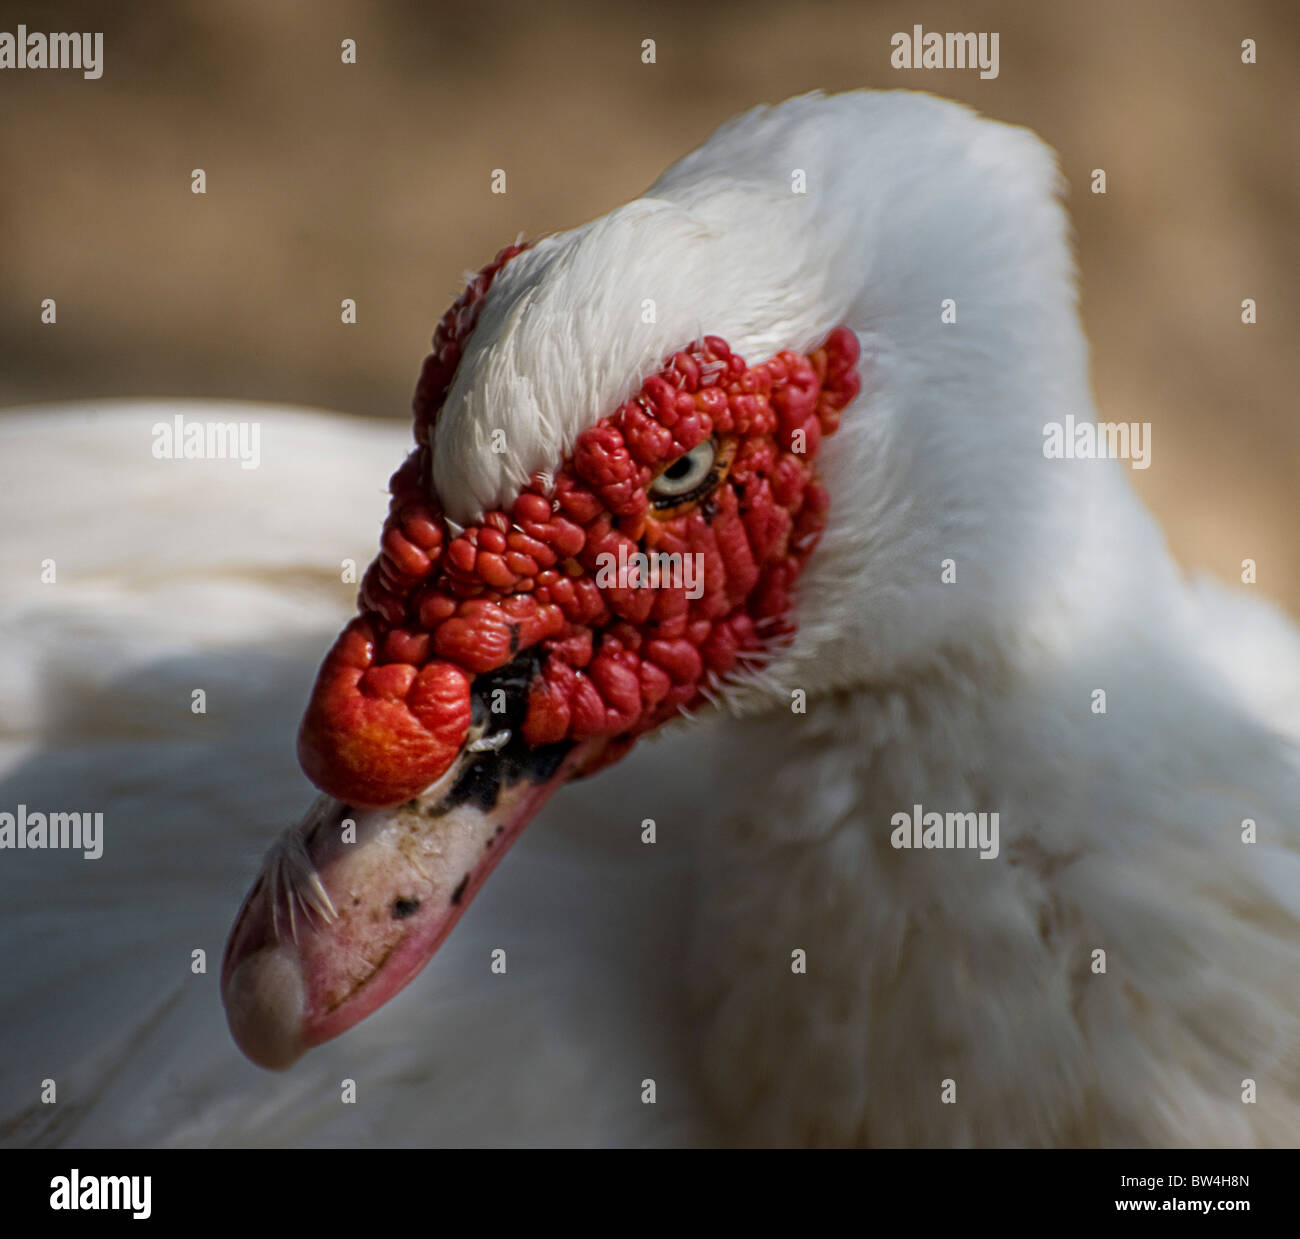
[650,439,717,504]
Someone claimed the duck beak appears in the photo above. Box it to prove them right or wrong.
[221,730,594,1070]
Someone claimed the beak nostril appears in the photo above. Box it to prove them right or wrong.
[467,730,511,753]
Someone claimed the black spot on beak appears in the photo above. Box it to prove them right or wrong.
[451,874,470,905]
[392,898,420,920]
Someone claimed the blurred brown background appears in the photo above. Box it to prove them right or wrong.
[2,0,1296,609]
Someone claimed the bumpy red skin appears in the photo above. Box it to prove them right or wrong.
[298,245,861,808]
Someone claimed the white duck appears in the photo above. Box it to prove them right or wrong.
[3,90,1299,1149]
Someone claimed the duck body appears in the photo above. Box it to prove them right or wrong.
[2,91,1298,1147]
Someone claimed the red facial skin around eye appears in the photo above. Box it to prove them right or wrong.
[297,244,862,808]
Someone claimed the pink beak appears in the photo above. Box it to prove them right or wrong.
[222,719,598,1069]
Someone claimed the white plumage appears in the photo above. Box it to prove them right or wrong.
[3,91,1299,1147]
